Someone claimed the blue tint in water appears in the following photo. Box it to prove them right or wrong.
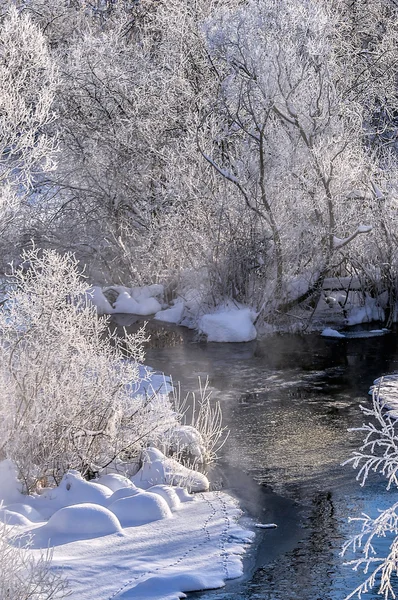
[112,317,398,599]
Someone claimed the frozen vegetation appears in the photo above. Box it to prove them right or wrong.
[0,456,254,600]
[1,0,398,598]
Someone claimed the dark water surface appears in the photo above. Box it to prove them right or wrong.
[113,317,398,599]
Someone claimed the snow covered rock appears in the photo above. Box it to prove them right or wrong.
[113,291,162,315]
[321,327,346,338]
[198,307,257,342]
[89,283,164,316]
[97,474,136,492]
[108,490,172,526]
[147,485,181,511]
[5,503,43,523]
[0,508,32,526]
[106,487,140,506]
[164,425,206,463]
[154,300,185,324]
[132,447,209,492]
[45,503,122,538]
[38,470,112,512]
[86,286,115,315]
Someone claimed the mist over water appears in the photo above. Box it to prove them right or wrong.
[112,316,398,599]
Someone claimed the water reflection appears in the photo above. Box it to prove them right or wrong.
[111,316,398,599]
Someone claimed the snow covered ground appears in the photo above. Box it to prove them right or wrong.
[88,276,391,342]
[0,454,254,600]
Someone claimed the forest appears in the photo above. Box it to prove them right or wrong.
[1,1,398,599]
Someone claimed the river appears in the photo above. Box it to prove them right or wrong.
[113,316,398,600]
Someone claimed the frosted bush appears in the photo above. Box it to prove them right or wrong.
[343,380,398,598]
[0,522,69,599]
[0,248,177,491]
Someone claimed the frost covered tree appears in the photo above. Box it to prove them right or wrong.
[0,6,58,268]
[0,248,177,491]
[199,0,376,319]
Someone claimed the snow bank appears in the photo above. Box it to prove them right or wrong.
[147,485,181,511]
[97,474,136,492]
[89,284,164,316]
[321,327,346,338]
[131,448,209,492]
[109,491,172,527]
[46,503,122,537]
[198,307,257,343]
[154,300,185,324]
[0,460,253,600]
[345,296,385,326]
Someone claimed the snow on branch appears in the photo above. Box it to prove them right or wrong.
[333,225,373,250]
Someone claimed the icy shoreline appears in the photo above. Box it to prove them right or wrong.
[0,455,254,600]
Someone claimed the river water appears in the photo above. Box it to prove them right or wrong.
[113,316,398,600]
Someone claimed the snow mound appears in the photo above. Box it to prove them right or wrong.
[321,327,346,338]
[174,487,194,503]
[113,291,162,315]
[132,448,209,492]
[165,425,206,462]
[116,572,224,600]
[34,470,113,517]
[345,296,385,325]
[86,286,115,315]
[154,300,185,324]
[46,503,122,538]
[97,474,136,492]
[147,485,181,511]
[106,487,140,506]
[89,284,164,316]
[0,508,32,526]
[0,460,23,505]
[5,503,43,522]
[108,491,172,527]
[198,307,257,342]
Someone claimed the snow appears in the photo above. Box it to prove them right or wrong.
[154,300,185,324]
[42,503,123,540]
[369,375,398,418]
[0,456,253,600]
[131,448,209,492]
[321,327,346,338]
[87,286,115,315]
[89,284,164,316]
[97,474,137,492]
[109,491,173,527]
[198,307,257,343]
[146,485,181,511]
[345,296,385,326]
[165,425,206,462]
[0,460,23,505]
[0,508,32,526]
[113,291,162,316]
[107,487,140,505]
